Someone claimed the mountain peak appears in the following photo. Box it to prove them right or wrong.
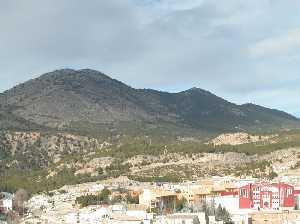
[189,87,205,92]
[1,68,299,132]
[77,68,102,73]
[54,68,76,73]
[40,68,109,79]
[181,87,213,96]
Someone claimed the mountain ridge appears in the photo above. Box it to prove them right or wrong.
[0,68,299,136]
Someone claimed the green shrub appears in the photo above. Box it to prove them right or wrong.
[75,188,111,207]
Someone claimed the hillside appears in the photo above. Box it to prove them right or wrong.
[0,68,299,136]
[1,129,300,193]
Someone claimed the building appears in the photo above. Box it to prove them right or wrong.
[295,188,300,210]
[214,191,239,213]
[0,192,13,213]
[139,189,178,212]
[230,211,251,224]
[250,210,300,224]
[110,189,128,201]
[154,213,207,224]
[239,182,295,210]
[127,187,143,198]
[109,204,153,224]
[180,187,210,206]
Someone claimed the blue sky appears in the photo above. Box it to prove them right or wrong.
[0,0,299,117]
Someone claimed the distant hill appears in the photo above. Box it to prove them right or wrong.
[0,69,299,136]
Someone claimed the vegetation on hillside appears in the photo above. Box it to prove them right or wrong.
[75,188,111,207]
[0,168,102,194]
[0,129,299,194]
[75,188,139,208]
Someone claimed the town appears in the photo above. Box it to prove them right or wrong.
[1,175,300,224]
[1,0,300,224]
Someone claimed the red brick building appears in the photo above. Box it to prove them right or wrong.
[239,182,295,210]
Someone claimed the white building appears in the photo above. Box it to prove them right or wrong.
[230,211,251,224]
[0,192,13,212]
[154,213,207,224]
[214,193,239,213]
[109,204,153,224]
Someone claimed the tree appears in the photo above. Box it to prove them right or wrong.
[99,188,111,202]
[193,216,200,224]
[126,194,139,204]
[215,204,223,219]
[175,197,188,211]
[205,212,209,224]
[75,188,112,208]
[215,204,232,224]
[111,195,122,204]
[97,167,104,175]
[13,189,29,215]
[6,211,20,224]
[268,171,278,179]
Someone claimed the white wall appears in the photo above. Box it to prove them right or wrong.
[139,189,152,208]
[214,196,239,213]
[126,210,147,220]
[2,199,12,210]
[231,213,250,224]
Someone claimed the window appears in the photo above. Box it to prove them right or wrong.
[286,188,293,196]
[240,189,248,198]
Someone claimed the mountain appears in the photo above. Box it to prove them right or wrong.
[0,69,299,135]
[1,69,300,193]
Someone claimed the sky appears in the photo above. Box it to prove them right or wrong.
[0,0,299,117]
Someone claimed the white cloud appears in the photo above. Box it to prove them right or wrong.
[153,0,205,11]
[249,29,300,57]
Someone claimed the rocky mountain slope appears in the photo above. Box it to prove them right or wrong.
[0,131,109,169]
[1,129,300,194]
[208,132,278,146]
[2,130,299,180]
[0,69,299,135]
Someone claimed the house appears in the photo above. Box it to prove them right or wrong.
[154,212,207,224]
[0,192,13,213]
[208,216,224,224]
[111,204,126,214]
[211,185,226,196]
[110,188,129,201]
[108,203,153,224]
[110,213,151,224]
[139,189,178,212]
[126,204,153,221]
[179,186,210,206]
[127,187,143,198]
[239,182,295,210]
[178,182,238,210]
[230,213,250,224]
